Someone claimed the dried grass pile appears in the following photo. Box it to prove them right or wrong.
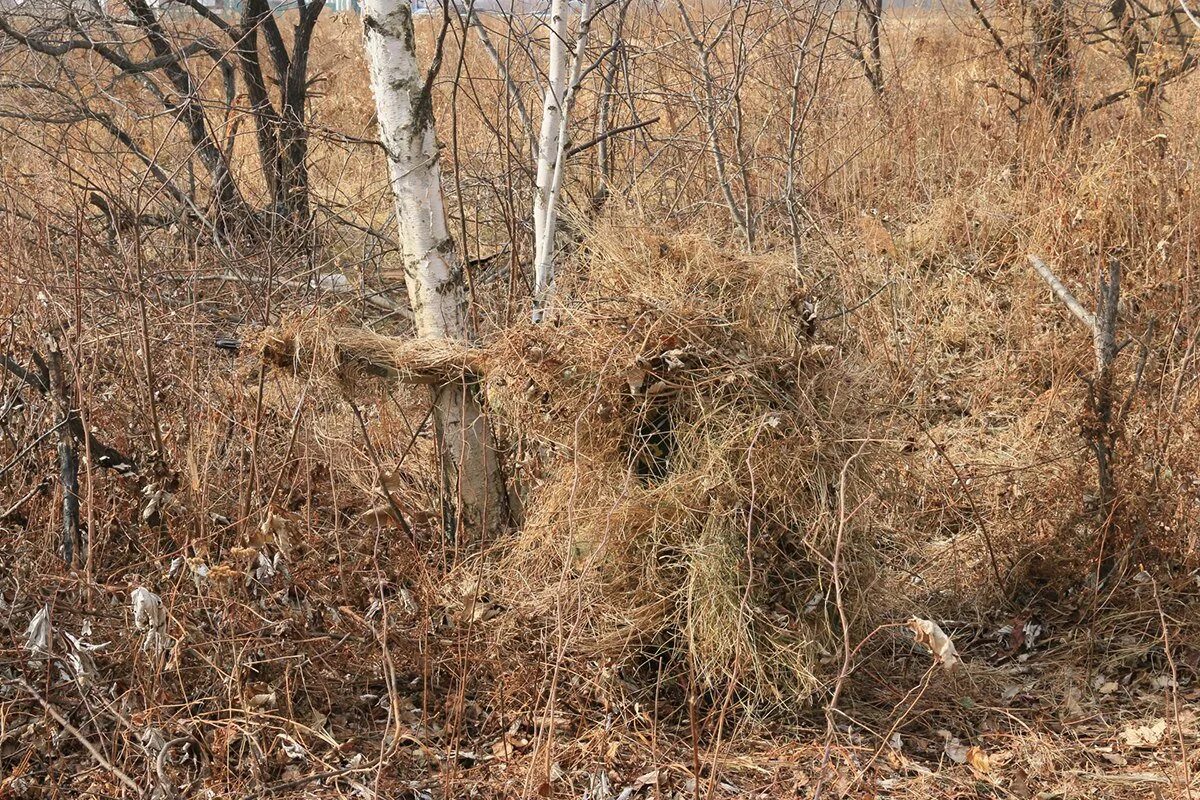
[479,220,879,708]
[260,220,882,708]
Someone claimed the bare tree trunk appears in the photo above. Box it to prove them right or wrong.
[237,2,284,207]
[46,333,81,567]
[676,0,754,250]
[531,0,574,319]
[1089,259,1120,519]
[1028,256,1122,545]
[362,0,506,537]
[279,1,325,222]
[1029,0,1077,124]
[594,33,622,210]
[126,0,243,219]
[532,0,596,321]
[857,0,884,96]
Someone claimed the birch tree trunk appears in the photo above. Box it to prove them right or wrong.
[533,0,596,321]
[363,0,506,536]
[532,0,573,319]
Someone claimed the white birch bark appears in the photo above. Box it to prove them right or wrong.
[532,0,595,322]
[531,0,573,319]
[363,0,505,535]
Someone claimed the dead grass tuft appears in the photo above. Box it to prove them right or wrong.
[478,218,878,707]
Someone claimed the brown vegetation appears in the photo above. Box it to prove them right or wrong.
[2,2,1200,798]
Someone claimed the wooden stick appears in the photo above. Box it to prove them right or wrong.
[1028,254,1096,330]
[12,678,143,795]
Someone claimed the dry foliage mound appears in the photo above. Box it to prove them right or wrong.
[261,219,879,707]
[472,220,877,707]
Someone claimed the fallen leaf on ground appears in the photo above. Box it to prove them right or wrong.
[24,604,50,656]
[1118,718,1167,748]
[967,746,990,774]
[939,730,969,764]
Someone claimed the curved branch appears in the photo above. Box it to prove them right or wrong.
[0,14,219,75]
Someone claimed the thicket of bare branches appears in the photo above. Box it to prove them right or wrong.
[1,0,1200,797]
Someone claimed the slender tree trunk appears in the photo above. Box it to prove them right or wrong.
[126,0,243,219]
[676,0,753,249]
[279,1,324,222]
[46,334,81,567]
[532,0,595,321]
[237,4,284,208]
[594,35,622,210]
[857,0,884,95]
[362,0,506,537]
[1029,0,1077,124]
[532,0,573,318]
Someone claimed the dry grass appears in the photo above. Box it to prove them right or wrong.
[480,221,876,709]
[2,3,1200,798]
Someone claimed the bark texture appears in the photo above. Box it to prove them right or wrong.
[1030,0,1077,123]
[532,0,573,319]
[363,0,506,536]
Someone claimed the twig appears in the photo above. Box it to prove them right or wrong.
[347,398,417,543]
[0,353,138,476]
[565,116,660,158]
[0,478,48,520]
[811,445,869,800]
[10,678,143,795]
[1182,0,1200,31]
[241,760,379,799]
[818,281,892,322]
[1151,578,1193,799]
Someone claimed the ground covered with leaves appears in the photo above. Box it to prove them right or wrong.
[2,220,1199,800]
[3,6,1200,800]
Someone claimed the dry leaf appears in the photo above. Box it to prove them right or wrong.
[248,691,277,709]
[356,503,406,528]
[131,587,168,653]
[1011,766,1032,799]
[258,506,301,555]
[908,617,960,669]
[24,604,51,656]
[966,746,991,773]
[63,629,107,688]
[944,739,969,764]
[939,730,969,764]
[1118,718,1167,748]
